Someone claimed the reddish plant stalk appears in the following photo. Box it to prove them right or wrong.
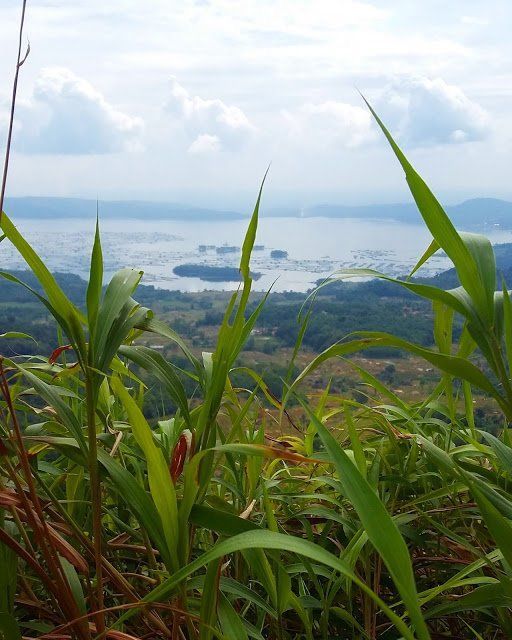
[0,362,90,639]
[0,0,29,222]
[32,472,172,636]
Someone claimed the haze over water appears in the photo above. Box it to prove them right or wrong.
[2,216,512,292]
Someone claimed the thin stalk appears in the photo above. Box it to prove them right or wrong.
[43,601,201,640]
[9,501,36,558]
[0,526,54,591]
[141,527,159,578]
[0,363,90,639]
[0,0,29,222]
[85,374,106,636]
[32,467,172,637]
[372,555,382,639]
[463,381,477,440]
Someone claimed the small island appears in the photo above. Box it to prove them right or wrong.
[173,264,261,282]
[270,249,288,259]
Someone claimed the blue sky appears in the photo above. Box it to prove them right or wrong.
[1,0,511,209]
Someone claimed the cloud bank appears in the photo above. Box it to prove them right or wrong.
[165,77,254,153]
[282,76,490,153]
[15,67,143,155]
[378,77,490,146]
[283,101,375,149]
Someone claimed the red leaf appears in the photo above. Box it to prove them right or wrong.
[46,523,89,575]
[49,344,72,365]
[170,431,192,484]
[0,488,21,507]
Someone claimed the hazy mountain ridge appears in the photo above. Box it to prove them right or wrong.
[302,197,512,228]
[4,196,512,228]
[3,196,244,221]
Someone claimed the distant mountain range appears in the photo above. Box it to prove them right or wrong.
[5,196,512,229]
[298,198,512,229]
[3,197,243,221]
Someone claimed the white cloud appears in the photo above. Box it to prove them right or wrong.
[281,76,490,153]
[14,67,143,155]
[378,77,490,147]
[165,77,254,152]
[188,133,221,154]
[283,100,375,149]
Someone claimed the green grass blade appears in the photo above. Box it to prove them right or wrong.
[86,216,103,340]
[240,167,269,282]
[290,332,503,410]
[470,482,512,570]
[424,581,512,619]
[94,269,142,367]
[114,530,418,640]
[502,285,512,377]
[111,377,179,568]
[300,399,430,640]
[119,345,191,426]
[409,238,439,278]
[0,213,86,354]
[134,315,201,375]
[0,612,21,640]
[362,97,493,326]
[325,268,478,323]
[218,593,249,640]
[16,366,87,452]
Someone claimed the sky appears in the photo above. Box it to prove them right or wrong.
[1,0,511,210]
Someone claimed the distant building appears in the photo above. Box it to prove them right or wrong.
[271,249,288,259]
[216,245,238,254]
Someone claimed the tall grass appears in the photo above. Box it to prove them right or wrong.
[1,23,512,638]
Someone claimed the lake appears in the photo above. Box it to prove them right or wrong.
[2,216,512,292]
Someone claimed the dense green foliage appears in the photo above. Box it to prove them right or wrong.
[2,109,512,640]
[0,270,441,356]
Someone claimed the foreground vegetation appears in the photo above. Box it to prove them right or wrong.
[2,110,512,640]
